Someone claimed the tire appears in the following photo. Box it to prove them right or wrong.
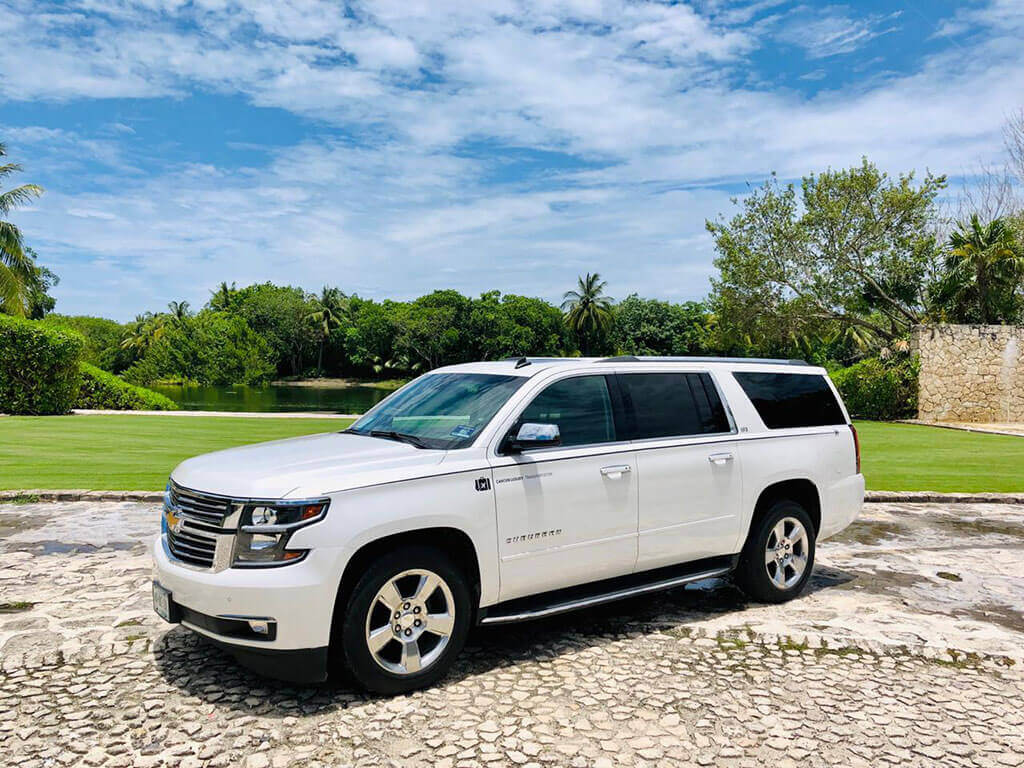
[735,500,815,604]
[337,546,472,694]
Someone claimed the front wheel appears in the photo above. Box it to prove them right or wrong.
[735,500,815,603]
[338,546,471,694]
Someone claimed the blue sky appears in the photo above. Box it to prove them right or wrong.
[1,0,1023,320]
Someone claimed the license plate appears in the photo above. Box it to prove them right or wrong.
[152,581,173,622]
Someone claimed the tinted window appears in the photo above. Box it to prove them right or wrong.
[733,372,845,429]
[517,376,616,447]
[348,373,525,449]
[688,373,731,434]
[618,373,731,439]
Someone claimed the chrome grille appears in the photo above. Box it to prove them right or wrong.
[167,521,219,568]
[170,482,233,526]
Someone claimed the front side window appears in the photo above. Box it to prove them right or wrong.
[348,373,526,449]
[733,372,845,429]
[515,375,616,448]
[618,372,731,439]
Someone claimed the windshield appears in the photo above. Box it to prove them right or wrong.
[346,373,526,450]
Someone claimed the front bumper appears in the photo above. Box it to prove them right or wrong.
[153,535,343,678]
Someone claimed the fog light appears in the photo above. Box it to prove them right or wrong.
[248,619,270,635]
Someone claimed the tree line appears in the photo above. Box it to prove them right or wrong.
[42,280,713,385]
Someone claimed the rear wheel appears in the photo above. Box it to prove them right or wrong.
[735,500,815,603]
[338,546,471,694]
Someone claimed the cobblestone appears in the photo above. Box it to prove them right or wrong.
[1,501,1022,766]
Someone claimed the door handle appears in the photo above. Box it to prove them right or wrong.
[708,452,734,465]
[600,464,632,478]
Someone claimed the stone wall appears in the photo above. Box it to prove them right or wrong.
[912,324,1024,423]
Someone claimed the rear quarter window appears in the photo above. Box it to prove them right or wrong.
[732,372,845,429]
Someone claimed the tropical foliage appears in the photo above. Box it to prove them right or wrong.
[6,138,1024,420]
[42,314,136,372]
[707,159,945,357]
[0,144,45,316]
[77,363,176,411]
[0,314,83,415]
[612,295,711,357]
[561,272,614,355]
[831,357,919,421]
[123,310,276,386]
[928,214,1024,324]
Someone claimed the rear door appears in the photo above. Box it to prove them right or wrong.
[618,371,744,570]
[488,373,638,601]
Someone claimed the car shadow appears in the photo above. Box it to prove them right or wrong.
[153,564,856,710]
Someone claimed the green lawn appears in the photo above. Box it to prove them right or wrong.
[0,415,1021,492]
[0,415,352,491]
[855,421,1024,493]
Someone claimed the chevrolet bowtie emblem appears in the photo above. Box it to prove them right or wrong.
[166,508,183,535]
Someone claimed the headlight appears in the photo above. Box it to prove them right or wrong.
[233,500,329,567]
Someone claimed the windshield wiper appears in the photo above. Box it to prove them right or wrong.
[368,430,429,449]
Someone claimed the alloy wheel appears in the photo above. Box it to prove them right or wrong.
[364,568,456,675]
[764,516,809,590]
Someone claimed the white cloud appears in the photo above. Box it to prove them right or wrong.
[1,0,1023,317]
[773,6,901,59]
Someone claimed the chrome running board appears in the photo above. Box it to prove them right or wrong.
[479,565,732,625]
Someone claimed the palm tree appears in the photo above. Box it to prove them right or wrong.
[208,281,238,311]
[561,272,614,355]
[121,312,169,352]
[930,215,1024,324]
[307,286,348,375]
[0,143,44,316]
[167,300,192,325]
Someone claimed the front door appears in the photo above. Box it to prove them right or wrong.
[489,374,638,601]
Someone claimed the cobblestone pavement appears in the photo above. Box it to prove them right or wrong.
[1,501,1022,767]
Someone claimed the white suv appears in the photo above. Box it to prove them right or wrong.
[153,356,864,693]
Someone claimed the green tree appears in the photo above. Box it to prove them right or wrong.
[23,249,59,319]
[121,311,170,354]
[0,143,45,316]
[234,283,318,375]
[125,310,275,386]
[208,281,239,312]
[561,272,614,355]
[393,290,474,370]
[928,215,1024,324]
[707,159,945,355]
[41,314,133,372]
[342,298,402,375]
[612,295,710,356]
[167,300,192,325]
[469,292,569,360]
[307,286,349,375]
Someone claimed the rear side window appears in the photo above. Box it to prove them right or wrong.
[733,372,845,429]
[618,373,731,439]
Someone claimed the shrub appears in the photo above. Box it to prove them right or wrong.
[0,315,84,415]
[77,363,176,411]
[831,357,919,421]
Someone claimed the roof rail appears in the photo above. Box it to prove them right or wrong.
[596,355,809,366]
[502,357,581,364]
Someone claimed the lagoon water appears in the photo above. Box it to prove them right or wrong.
[149,383,397,414]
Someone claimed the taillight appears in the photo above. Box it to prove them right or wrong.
[850,424,861,474]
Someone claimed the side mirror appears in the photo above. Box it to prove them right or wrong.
[505,423,560,453]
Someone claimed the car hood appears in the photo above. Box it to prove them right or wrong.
[170,431,445,499]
